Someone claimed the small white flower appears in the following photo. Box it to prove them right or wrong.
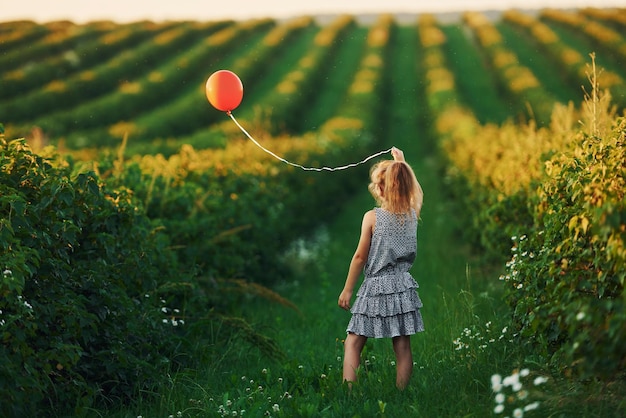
[320,374,327,379]
[3,269,12,277]
[576,312,585,321]
[495,393,505,404]
[520,368,530,377]
[491,374,503,392]
[533,376,548,386]
[272,404,280,412]
[503,372,520,388]
[513,407,524,417]
[494,404,505,414]
[524,402,540,411]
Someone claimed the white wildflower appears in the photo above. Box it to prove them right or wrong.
[524,402,540,411]
[491,374,503,392]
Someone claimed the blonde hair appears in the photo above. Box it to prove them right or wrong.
[368,160,423,217]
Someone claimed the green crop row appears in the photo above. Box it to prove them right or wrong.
[542,8,626,63]
[0,21,183,101]
[504,10,626,109]
[463,11,559,125]
[0,20,49,54]
[0,21,112,74]
[88,17,317,150]
[247,15,357,135]
[26,20,272,146]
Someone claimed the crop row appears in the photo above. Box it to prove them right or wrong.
[16,20,273,144]
[0,21,112,74]
[542,8,626,63]
[3,8,626,153]
[463,12,559,125]
[120,16,316,149]
[0,21,187,100]
[503,9,626,109]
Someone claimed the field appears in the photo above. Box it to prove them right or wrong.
[1,7,625,417]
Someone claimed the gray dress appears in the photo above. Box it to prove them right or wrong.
[346,207,424,338]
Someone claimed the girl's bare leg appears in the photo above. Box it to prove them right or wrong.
[343,333,368,384]
[392,335,413,390]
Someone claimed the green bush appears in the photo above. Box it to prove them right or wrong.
[501,117,626,378]
[0,134,181,416]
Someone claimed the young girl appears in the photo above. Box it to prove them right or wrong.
[338,146,424,390]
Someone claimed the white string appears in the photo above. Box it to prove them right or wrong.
[227,111,392,172]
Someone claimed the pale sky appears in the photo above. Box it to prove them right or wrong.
[2,0,624,23]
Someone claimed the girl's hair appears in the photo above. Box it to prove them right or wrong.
[368,160,423,217]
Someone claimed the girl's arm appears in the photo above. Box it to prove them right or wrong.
[338,210,375,310]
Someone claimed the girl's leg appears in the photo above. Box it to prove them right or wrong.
[343,332,368,384]
[392,335,413,390]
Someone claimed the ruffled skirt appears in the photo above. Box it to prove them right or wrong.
[346,272,424,338]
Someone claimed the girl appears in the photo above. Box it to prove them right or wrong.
[338,146,424,390]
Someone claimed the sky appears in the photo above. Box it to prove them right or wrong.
[2,0,624,23]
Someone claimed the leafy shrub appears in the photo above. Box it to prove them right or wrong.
[501,115,625,378]
[0,133,181,416]
[440,57,626,379]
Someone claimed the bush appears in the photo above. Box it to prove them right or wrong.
[501,116,626,379]
[0,133,181,416]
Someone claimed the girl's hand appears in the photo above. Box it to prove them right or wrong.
[338,289,353,310]
[391,146,405,162]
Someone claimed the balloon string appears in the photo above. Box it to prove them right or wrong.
[227,111,392,172]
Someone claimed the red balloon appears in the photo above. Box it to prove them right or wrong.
[205,70,243,112]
